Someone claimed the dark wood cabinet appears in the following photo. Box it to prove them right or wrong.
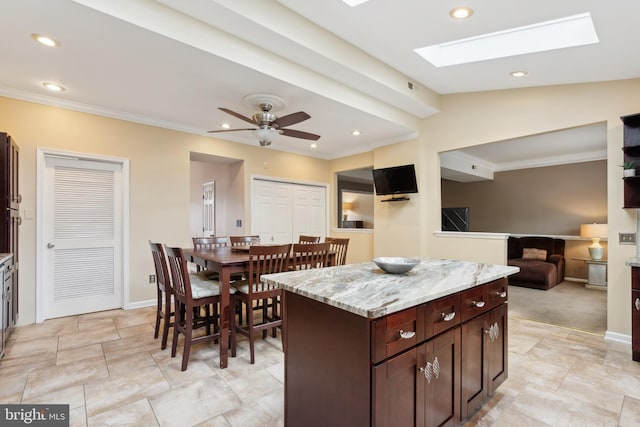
[621,113,640,208]
[284,278,508,426]
[0,132,19,339]
[632,267,640,361]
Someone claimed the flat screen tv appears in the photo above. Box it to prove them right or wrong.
[371,164,418,196]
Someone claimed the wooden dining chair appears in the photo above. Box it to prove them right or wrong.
[149,241,174,350]
[292,242,331,270]
[229,235,260,247]
[298,235,321,243]
[192,236,228,279]
[164,245,236,371]
[324,237,350,266]
[234,243,291,364]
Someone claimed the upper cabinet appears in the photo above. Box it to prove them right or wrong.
[622,113,640,208]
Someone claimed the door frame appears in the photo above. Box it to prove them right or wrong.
[36,148,130,323]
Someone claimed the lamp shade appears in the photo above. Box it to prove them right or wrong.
[342,202,353,211]
[580,223,608,238]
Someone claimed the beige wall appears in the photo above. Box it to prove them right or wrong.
[373,139,422,257]
[417,79,640,338]
[0,96,332,325]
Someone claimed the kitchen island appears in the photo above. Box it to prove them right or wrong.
[262,257,519,427]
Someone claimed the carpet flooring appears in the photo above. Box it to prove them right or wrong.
[508,281,607,334]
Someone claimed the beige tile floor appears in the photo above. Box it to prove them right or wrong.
[1,306,639,426]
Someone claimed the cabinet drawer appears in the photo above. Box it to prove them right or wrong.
[460,285,489,322]
[420,293,460,339]
[372,307,418,363]
[485,278,508,310]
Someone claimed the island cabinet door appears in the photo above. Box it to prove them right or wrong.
[372,328,460,427]
[420,328,460,427]
[486,304,508,394]
[460,303,508,418]
[372,347,420,427]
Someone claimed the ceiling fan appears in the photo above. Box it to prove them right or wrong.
[208,94,321,147]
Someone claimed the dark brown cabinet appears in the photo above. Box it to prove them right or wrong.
[631,267,640,361]
[621,113,640,208]
[284,278,508,426]
[0,132,19,342]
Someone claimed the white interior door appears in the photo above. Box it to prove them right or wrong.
[253,179,293,243]
[202,181,215,236]
[292,185,326,241]
[43,156,123,319]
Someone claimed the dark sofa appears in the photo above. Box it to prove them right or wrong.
[507,236,565,290]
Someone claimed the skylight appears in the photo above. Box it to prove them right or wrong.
[415,12,599,67]
[342,0,369,7]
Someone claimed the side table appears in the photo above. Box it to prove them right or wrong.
[574,258,607,289]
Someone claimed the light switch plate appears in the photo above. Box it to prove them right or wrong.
[619,232,636,245]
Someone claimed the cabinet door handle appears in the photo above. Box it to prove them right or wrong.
[484,324,498,342]
[635,297,640,311]
[432,356,440,380]
[399,329,415,339]
[419,362,433,383]
[472,300,485,308]
[441,312,455,322]
[496,291,507,298]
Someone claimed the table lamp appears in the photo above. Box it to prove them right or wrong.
[342,202,353,221]
[580,223,608,260]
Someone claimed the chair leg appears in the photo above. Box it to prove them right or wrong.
[230,297,237,358]
[262,298,268,339]
[248,299,255,364]
[160,292,172,350]
[182,310,194,371]
[154,291,161,339]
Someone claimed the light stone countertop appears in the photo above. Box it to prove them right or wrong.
[262,257,519,318]
[0,253,11,265]
[625,258,640,267]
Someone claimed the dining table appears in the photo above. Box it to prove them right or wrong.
[184,244,336,369]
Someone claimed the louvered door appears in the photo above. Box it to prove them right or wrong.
[43,157,123,318]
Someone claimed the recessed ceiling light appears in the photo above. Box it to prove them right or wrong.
[510,70,528,77]
[341,0,369,6]
[42,82,65,92]
[310,143,317,148]
[221,123,231,129]
[352,130,361,136]
[31,33,59,47]
[450,7,473,19]
[415,12,598,67]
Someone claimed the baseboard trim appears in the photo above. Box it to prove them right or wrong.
[125,299,155,310]
[605,330,632,345]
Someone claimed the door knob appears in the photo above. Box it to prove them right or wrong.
[47,243,55,249]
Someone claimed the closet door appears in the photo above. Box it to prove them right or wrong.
[252,179,293,243]
[252,179,326,243]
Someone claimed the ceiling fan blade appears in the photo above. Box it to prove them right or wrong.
[219,107,256,125]
[273,111,310,128]
[207,128,256,133]
[281,128,321,141]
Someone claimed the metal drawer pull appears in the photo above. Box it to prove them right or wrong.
[441,312,455,322]
[496,291,507,298]
[472,300,485,308]
[399,330,415,339]
[635,297,640,311]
